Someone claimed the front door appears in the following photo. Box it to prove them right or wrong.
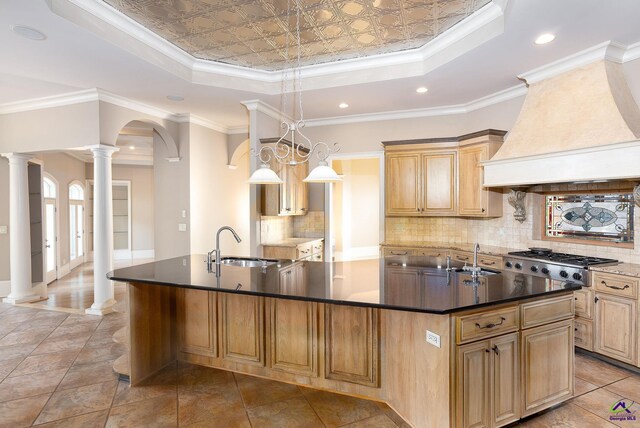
[44,199,57,284]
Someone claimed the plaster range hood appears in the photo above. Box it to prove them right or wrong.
[483,43,640,187]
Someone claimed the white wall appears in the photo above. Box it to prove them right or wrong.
[189,123,250,256]
[0,159,9,281]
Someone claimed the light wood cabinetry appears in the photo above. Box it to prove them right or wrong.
[260,139,308,216]
[458,141,503,217]
[263,239,323,261]
[325,304,379,387]
[384,129,506,218]
[521,319,574,416]
[177,288,217,357]
[268,298,318,376]
[220,293,265,366]
[594,293,637,365]
[574,318,593,351]
[451,250,502,269]
[385,150,456,216]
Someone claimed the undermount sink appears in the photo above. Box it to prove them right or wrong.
[220,257,278,268]
[456,268,500,277]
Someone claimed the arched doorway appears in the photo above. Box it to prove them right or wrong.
[69,181,85,270]
[43,174,59,284]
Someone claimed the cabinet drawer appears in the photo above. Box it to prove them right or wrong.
[451,250,473,263]
[383,247,413,256]
[477,254,502,269]
[296,243,313,259]
[574,318,593,351]
[574,289,593,319]
[311,241,324,255]
[520,295,574,329]
[456,306,519,344]
[592,272,638,298]
[413,248,448,258]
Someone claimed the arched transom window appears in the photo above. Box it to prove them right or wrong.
[43,177,56,198]
[69,183,84,201]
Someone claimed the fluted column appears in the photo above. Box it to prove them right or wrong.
[86,145,119,316]
[2,153,39,304]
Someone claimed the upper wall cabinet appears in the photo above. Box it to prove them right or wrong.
[260,138,309,216]
[384,130,506,218]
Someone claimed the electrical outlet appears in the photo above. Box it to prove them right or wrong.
[426,330,441,348]
[0,225,7,234]
[178,223,187,232]
[181,210,186,218]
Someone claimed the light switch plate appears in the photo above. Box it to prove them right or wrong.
[181,210,186,218]
[178,223,187,232]
[426,330,441,348]
[0,225,7,234]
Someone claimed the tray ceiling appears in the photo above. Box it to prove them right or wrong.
[103,0,491,70]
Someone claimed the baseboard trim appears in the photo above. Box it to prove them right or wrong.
[58,263,71,279]
[0,280,10,298]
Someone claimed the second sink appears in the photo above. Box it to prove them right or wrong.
[220,257,278,268]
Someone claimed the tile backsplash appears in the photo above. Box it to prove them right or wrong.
[385,183,640,264]
[261,211,325,242]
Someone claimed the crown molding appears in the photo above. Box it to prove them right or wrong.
[518,41,629,85]
[241,100,292,123]
[48,0,506,93]
[624,41,640,63]
[0,88,98,114]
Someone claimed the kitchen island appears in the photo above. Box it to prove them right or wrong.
[108,255,581,428]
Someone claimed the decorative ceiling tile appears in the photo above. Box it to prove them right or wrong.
[103,0,490,70]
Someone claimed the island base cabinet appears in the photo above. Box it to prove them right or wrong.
[456,332,519,428]
[220,294,265,366]
[521,319,574,417]
[177,288,217,357]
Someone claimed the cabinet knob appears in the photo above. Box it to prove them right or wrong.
[481,208,485,213]
[492,345,499,355]
[594,296,599,303]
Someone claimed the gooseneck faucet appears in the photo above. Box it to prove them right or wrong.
[207,226,242,275]
[463,243,482,280]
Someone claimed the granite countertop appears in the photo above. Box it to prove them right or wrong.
[589,262,640,278]
[107,254,581,314]
[261,237,324,247]
[381,241,516,257]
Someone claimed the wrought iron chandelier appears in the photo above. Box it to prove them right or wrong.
[248,0,341,184]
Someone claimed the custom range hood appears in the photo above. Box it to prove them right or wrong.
[483,42,640,187]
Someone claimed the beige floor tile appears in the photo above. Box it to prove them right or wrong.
[73,342,125,365]
[574,376,600,397]
[340,413,399,427]
[235,375,303,408]
[178,389,245,426]
[0,356,23,381]
[180,409,251,428]
[106,395,177,428]
[247,396,325,428]
[0,328,50,347]
[34,380,118,425]
[113,379,176,407]
[519,403,619,427]
[33,409,109,428]
[0,393,51,428]
[9,350,79,377]
[571,387,628,426]
[303,389,382,427]
[31,332,92,355]
[57,359,119,390]
[603,375,640,403]
[178,363,235,394]
[0,343,38,361]
[574,354,633,387]
[0,367,67,402]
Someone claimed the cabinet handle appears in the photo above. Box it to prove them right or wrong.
[458,256,470,261]
[492,345,499,355]
[485,349,490,354]
[301,208,306,211]
[481,208,485,213]
[475,317,506,330]
[480,259,495,265]
[235,283,242,290]
[391,251,408,255]
[575,328,578,331]
[575,297,578,300]
[601,280,630,291]
[594,296,599,303]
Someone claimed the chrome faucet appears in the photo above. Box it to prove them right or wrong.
[463,243,482,279]
[207,226,242,275]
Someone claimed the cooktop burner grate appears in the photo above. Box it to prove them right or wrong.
[507,251,618,267]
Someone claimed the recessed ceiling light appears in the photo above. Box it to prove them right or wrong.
[339,102,349,109]
[129,146,135,150]
[10,25,46,41]
[416,87,428,94]
[166,95,184,102]
[534,33,555,45]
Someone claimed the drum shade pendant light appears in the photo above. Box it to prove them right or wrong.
[248,0,341,185]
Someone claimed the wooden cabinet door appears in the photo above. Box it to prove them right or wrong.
[280,163,294,215]
[177,288,217,357]
[220,294,265,366]
[521,319,574,416]
[574,289,593,319]
[422,151,456,215]
[294,162,308,214]
[456,340,490,428]
[385,153,421,215]
[325,305,379,387]
[260,156,284,216]
[269,298,318,376]
[594,294,637,364]
[459,144,487,216]
[490,333,519,427]
[384,267,421,306]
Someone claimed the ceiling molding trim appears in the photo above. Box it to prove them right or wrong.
[96,89,175,120]
[173,113,229,134]
[227,126,249,135]
[304,84,526,127]
[518,41,627,84]
[241,100,291,123]
[49,0,506,93]
[0,88,98,115]
[623,41,640,63]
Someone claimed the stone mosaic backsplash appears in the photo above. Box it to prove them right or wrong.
[261,211,325,242]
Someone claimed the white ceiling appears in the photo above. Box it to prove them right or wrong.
[2,0,640,129]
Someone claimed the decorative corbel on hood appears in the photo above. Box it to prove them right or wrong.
[483,42,640,187]
[507,189,527,223]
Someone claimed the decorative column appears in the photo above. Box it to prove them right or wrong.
[86,145,119,316]
[2,153,39,304]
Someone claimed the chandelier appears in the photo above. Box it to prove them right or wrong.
[248,1,341,184]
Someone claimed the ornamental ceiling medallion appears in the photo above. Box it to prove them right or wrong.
[103,0,490,70]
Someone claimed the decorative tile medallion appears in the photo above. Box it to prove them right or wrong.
[545,194,634,243]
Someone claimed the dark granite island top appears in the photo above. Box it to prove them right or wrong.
[107,254,581,314]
